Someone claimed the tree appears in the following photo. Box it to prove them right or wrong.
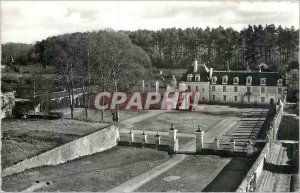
[48,33,85,118]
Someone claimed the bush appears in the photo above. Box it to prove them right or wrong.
[1,81,14,92]
[46,112,64,119]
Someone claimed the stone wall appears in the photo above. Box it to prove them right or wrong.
[236,101,285,192]
[2,124,118,177]
[236,142,270,192]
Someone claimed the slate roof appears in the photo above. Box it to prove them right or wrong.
[211,71,285,86]
[180,65,285,86]
[179,64,210,82]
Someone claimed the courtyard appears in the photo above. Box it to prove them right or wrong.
[1,104,270,192]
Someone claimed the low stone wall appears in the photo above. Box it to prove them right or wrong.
[236,142,270,192]
[271,102,284,141]
[2,124,118,177]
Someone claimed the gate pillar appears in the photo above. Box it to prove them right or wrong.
[195,125,204,153]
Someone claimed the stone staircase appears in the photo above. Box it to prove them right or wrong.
[256,143,292,192]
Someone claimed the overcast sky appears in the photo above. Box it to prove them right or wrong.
[1,1,299,44]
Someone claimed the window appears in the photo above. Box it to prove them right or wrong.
[261,97,265,103]
[188,85,191,91]
[212,95,215,101]
[260,78,266,85]
[233,77,239,84]
[223,95,227,101]
[223,86,226,92]
[278,87,282,94]
[195,74,200,82]
[202,87,205,92]
[277,79,283,86]
[261,87,265,93]
[212,86,215,91]
[187,74,193,82]
[247,87,251,93]
[222,76,228,84]
[234,96,238,102]
[202,97,205,101]
[234,86,238,92]
[246,76,252,85]
[212,76,217,84]
[196,86,199,91]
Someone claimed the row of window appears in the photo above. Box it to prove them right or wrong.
[187,74,283,87]
[210,75,283,86]
[212,95,268,103]
[211,86,282,94]
[187,85,283,94]
[187,85,205,92]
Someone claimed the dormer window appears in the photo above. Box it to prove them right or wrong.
[233,77,239,85]
[246,76,252,85]
[260,78,266,85]
[195,74,200,82]
[277,79,283,86]
[222,76,228,84]
[187,74,193,82]
[212,76,217,84]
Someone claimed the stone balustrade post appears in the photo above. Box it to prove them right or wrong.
[214,138,220,150]
[230,139,236,152]
[116,127,120,142]
[155,132,161,150]
[129,131,134,143]
[142,131,148,144]
[169,124,178,153]
[246,140,254,156]
[195,125,204,153]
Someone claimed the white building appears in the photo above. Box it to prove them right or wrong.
[179,60,286,105]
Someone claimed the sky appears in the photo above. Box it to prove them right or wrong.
[1,0,299,44]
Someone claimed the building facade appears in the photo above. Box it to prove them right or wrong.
[179,60,286,105]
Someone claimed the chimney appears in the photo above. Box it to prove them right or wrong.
[193,59,198,73]
[209,68,213,80]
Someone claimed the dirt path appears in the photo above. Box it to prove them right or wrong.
[109,116,238,192]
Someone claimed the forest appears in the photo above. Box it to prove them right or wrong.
[1,25,299,72]
[126,25,299,71]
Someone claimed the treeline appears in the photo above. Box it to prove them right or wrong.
[126,25,299,71]
[1,43,36,66]
[2,30,151,120]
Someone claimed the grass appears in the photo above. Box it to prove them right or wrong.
[131,104,266,134]
[54,108,147,123]
[132,111,225,133]
[137,155,231,192]
[1,118,109,168]
[277,115,299,140]
[2,146,170,192]
[203,157,255,192]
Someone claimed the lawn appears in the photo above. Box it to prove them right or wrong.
[53,108,147,123]
[1,118,108,168]
[2,146,170,192]
[277,115,299,140]
[137,155,231,192]
[132,111,227,133]
[203,157,255,192]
